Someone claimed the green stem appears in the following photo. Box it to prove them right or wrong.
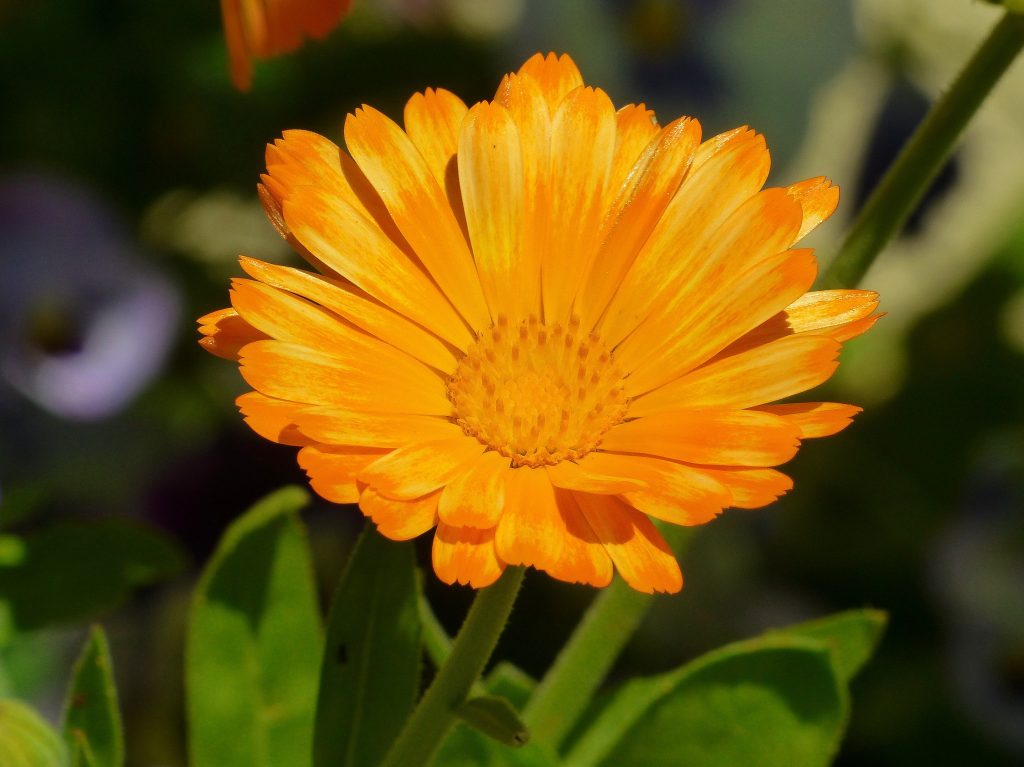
[417,593,453,670]
[821,10,1024,289]
[382,567,525,767]
[523,527,694,749]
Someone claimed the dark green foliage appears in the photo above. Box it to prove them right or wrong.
[313,526,421,767]
[62,626,123,767]
[0,521,183,633]
[187,487,322,767]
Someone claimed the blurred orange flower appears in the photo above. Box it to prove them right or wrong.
[199,53,879,593]
[220,0,352,90]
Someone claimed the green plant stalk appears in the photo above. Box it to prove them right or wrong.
[381,567,525,767]
[821,10,1024,289]
[523,527,694,749]
[418,593,453,670]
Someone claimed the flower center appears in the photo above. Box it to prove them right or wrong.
[447,314,629,467]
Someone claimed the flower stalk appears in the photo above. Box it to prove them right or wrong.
[523,527,695,749]
[381,567,525,767]
[822,10,1024,289]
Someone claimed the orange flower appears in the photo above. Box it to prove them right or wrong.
[220,0,352,91]
[199,53,879,593]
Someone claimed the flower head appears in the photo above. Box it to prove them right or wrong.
[220,0,352,91]
[200,53,879,593]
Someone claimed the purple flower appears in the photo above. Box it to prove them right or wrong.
[0,174,180,420]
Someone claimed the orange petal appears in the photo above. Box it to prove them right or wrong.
[458,101,528,320]
[754,402,862,438]
[432,524,505,588]
[266,130,415,261]
[238,340,452,415]
[282,185,472,348]
[516,52,584,113]
[624,248,818,396]
[717,289,880,357]
[221,0,253,91]
[237,0,270,57]
[582,452,732,526]
[223,0,351,90]
[236,391,312,446]
[293,407,461,448]
[687,466,793,509]
[297,444,387,504]
[606,103,660,206]
[786,177,840,241]
[261,0,302,53]
[359,436,485,499]
[301,0,352,39]
[197,307,267,360]
[344,105,490,328]
[545,460,647,494]
[574,493,682,594]
[631,335,841,415]
[598,128,773,346]
[829,314,882,343]
[437,450,509,528]
[542,86,617,323]
[230,277,352,349]
[265,130,348,198]
[493,72,550,318]
[578,116,702,329]
[496,468,612,587]
[404,88,469,190]
[403,87,469,239]
[238,256,457,374]
[616,186,804,378]
[360,486,439,540]
[602,409,802,467]
[257,181,288,239]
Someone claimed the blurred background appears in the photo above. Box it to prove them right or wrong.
[1,0,1022,764]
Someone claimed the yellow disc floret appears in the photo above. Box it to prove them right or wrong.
[448,314,628,467]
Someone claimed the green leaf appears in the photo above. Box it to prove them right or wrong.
[436,725,558,767]
[566,636,847,767]
[456,696,530,747]
[484,663,536,711]
[0,521,184,632]
[62,626,123,767]
[313,525,420,767]
[69,738,98,767]
[0,698,70,766]
[187,486,322,767]
[770,608,887,684]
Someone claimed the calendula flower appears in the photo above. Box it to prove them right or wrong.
[220,0,353,91]
[199,53,879,593]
